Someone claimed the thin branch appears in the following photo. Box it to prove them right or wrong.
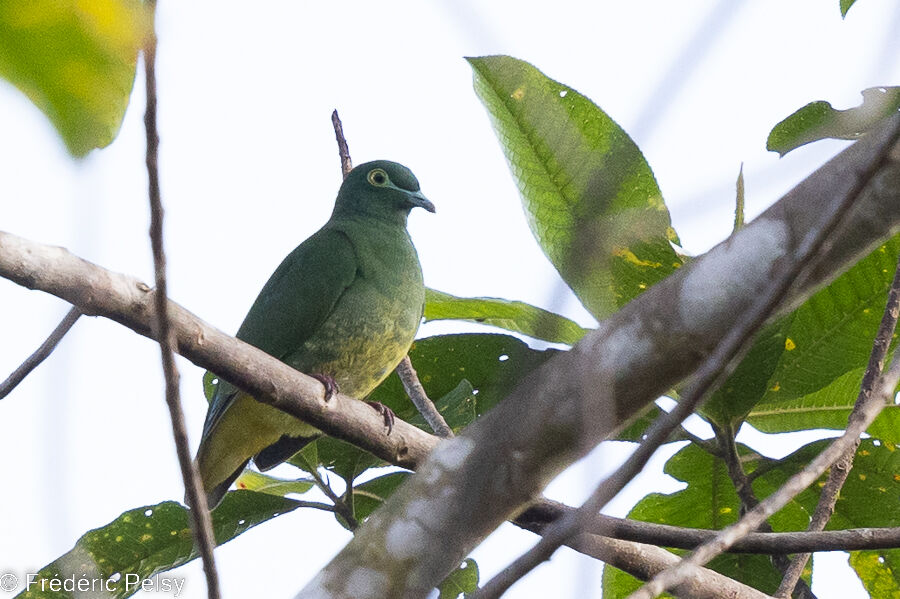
[628,356,900,599]
[397,355,454,438]
[329,109,454,439]
[308,467,358,530]
[515,513,774,599]
[571,511,900,554]
[775,251,900,598]
[142,8,220,599]
[713,424,817,599]
[332,110,353,179]
[0,307,81,400]
[476,116,900,599]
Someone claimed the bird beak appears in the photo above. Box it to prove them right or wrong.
[406,190,436,213]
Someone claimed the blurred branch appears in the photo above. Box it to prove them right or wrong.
[775,251,900,598]
[142,7,219,599]
[0,307,81,400]
[477,106,886,597]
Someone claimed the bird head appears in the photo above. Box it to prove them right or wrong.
[333,160,435,224]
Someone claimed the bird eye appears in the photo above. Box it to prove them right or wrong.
[367,169,389,186]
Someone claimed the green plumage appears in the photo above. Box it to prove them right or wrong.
[196,160,434,507]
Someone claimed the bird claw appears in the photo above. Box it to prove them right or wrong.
[366,401,395,435]
[311,373,339,401]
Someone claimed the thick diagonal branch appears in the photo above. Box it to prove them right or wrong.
[294,116,900,598]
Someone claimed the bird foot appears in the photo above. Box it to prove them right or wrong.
[365,401,395,435]
[311,373,339,401]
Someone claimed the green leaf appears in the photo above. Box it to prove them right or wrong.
[234,470,315,498]
[701,315,794,427]
[760,439,900,594]
[602,444,790,597]
[748,365,900,443]
[840,0,858,17]
[746,236,900,426]
[767,87,900,156]
[469,55,682,319]
[202,370,217,402]
[18,491,301,599]
[438,559,479,599]
[353,472,410,521]
[425,288,589,345]
[0,0,146,157]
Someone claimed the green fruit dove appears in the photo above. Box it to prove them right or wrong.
[195,160,435,508]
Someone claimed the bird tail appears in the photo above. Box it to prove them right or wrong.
[253,434,320,471]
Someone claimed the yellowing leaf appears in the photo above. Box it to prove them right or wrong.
[0,0,147,156]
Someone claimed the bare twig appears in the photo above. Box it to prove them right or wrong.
[515,514,774,599]
[775,252,900,597]
[142,7,219,599]
[332,110,353,179]
[476,114,900,599]
[329,109,454,439]
[0,307,81,400]
[308,467,358,530]
[397,355,454,438]
[713,424,817,599]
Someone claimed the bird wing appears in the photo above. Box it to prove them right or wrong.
[201,227,358,437]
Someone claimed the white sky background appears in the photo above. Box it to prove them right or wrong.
[1,0,899,597]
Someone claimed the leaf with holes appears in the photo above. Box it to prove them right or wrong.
[754,439,900,595]
[19,491,301,599]
[469,55,682,319]
[438,559,480,598]
[0,0,146,156]
[602,444,799,597]
[425,288,589,345]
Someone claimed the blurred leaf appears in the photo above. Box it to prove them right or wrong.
[840,0,858,17]
[234,470,314,498]
[425,288,589,345]
[469,55,682,320]
[0,0,146,156]
[613,404,693,444]
[438,559,480,598]
[701,316,793,427]
[18,491,300,599]
[202,370,217,402]
[353,472,410,521]
[734,164,745,231]
[767,87,900,156]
